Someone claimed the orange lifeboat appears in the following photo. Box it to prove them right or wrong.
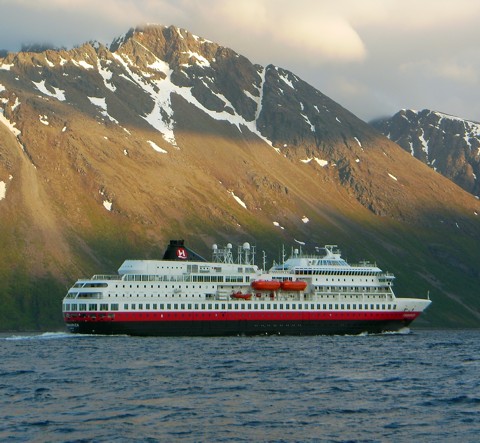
[251,280,281,291]
[231,291,252,300]
[280,280,307,291]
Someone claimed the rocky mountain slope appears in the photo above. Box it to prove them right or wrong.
[371,109,480,197]
[1,25,479,330]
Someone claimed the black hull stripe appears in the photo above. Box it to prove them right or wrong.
[67,319,414,336]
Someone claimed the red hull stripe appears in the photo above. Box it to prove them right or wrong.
[65,310,421,323]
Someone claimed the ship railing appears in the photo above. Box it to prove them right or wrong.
[92,275,122,280]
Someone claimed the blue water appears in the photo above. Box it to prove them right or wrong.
[0,329,479,442]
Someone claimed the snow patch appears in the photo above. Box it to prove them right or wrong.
[11,97,20,111]
[228,190,247,209]
[388,173,398,181]
[123,149,128,156]
[273,221,285,230]
[315,158,328,167]
[302,216,309,224]
[354,137,362,147]
[0,109,21,136]
[301,113,315,132]
[88,96,118,123]
[32,80,66,101]
[300,157,328,167]
[39,114,49,125]
[103,200,112,211]
[147,140,168,154]
[336,117,341,123]
[73,59,94,70]
[88,96,107,109]
[182,51,210,67]
[148,60,170,74]
[97,60,116,92]
[0,83,5,92]
[278,71,294,88]
[0,181,6,200]
[0,63,13,71]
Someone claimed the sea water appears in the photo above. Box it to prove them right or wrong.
[0,329,479,442]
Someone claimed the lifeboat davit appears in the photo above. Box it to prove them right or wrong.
[251,280,281,291]
[231,291,252,300]
[280,280,307,291]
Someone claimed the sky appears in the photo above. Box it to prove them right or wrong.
[1,0,480,122]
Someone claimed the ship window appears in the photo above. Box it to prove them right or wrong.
[188,304,192,309]
[174,304,178,309]
[376,304,380,310]
[100,304,108,311]
[221,304,226,309]
[241,304,245,310]
[111,304,119,311]
[371,304,374,309]
[167,304,171,309]
[322,304,326,310]
[279,304,284,310]
[341,304,344,309]
[132,304,136,309]
[286,304,290,309]
[347,304,350,309]
[335,304,338,309]
[88,304,97,311]
[235,304,239,309]
[153,304,157,309]
[382,304,386,310]
[71,304,78,311]
[291,304,295,309]
[139,304,143,309]
[261,304,264,309]
[124,304,128,310]
[388,304,391,310]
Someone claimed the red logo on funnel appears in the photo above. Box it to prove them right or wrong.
[176,247,188,259]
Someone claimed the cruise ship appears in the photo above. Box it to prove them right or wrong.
[62,239,431,336]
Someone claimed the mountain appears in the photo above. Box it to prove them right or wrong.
[371,109,480,197]
[1,25,479,330]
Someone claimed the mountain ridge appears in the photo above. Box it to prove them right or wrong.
[0,24,479,330]
[371,109,480,197]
